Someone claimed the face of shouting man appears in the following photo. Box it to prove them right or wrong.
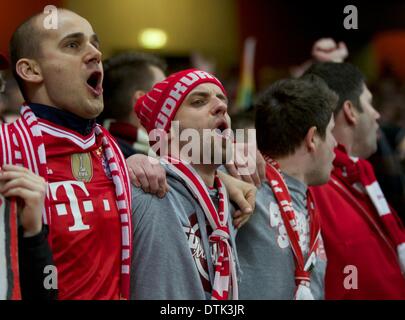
[173,82,232,165]
[135,69,233,166]
[15,9,104,119]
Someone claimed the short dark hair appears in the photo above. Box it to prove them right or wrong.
[9,13,44,101]
[303,62,365,115]
[255,76,338,158]
[101,52,166,121]
[230,109,255,130]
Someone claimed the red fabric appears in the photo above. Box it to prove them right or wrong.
[8,199,21,300]
[41,120,122,300]
[134,69,226,133]
[1,106,133,300]
[310,146,405,299]
[333,145,405,247]
[0,195,21,300]
[108,121,138,145]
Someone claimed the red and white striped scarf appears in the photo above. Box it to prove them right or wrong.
[333,145,405,274]
[265,158,321,300]
[161,155,238,300]
[0,105,133,299]
[0,195,21,300]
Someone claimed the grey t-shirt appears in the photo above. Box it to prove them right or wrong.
[236,173,327,299]
[130,164,239,300]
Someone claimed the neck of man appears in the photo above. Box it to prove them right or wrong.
[191,163,218,188]
[275,152,309,186]
[29,103,96,136]
[173,138,218,188]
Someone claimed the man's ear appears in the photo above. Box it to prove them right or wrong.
[342,100,357,125]
[15,58,43,84]
[131,90,146,106]
[305,126,318,153]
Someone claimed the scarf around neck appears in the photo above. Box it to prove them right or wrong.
[264,157,321,300]
[333,144,405,275]
[160,155,238,300]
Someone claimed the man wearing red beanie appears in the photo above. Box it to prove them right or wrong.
[131,69,239,300]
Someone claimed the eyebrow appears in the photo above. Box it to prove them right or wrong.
[188,91,228,102]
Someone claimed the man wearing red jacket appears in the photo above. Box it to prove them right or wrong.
[304,62,405,299]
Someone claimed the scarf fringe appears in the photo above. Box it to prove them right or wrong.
[295,282,315,300]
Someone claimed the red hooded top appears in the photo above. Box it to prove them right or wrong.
[311,146,405,299]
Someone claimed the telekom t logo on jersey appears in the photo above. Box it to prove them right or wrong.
[49,181,110,232]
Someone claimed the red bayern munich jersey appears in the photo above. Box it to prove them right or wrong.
[39,119,121,300]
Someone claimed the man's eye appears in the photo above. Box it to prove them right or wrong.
[191,99,205,106]
[66,42,79,49]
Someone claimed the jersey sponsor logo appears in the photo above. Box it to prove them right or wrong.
[49,180,114,233]
[49,181,93,232]
[71,153,93,183]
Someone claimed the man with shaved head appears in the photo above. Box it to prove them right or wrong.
[1,9,132,299]
[10,9,104,118]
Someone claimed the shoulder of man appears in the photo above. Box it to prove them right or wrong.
[131,172,194,226]
[131,186,164,222]
[256,180,276,204]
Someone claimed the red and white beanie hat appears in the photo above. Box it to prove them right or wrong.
[134,68,226,133]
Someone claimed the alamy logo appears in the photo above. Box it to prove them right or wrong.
[148,122,258,175]
[43,5,58,30]
[343,5,358,30]
[343,265,358,290]
[43,265,58,290]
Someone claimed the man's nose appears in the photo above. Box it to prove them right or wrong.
[84,43,102,65]
[211,97,228,115]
